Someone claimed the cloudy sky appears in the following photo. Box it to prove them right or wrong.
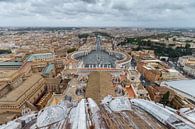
[0,0,195,27]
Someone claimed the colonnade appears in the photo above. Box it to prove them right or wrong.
[85,64,112,68]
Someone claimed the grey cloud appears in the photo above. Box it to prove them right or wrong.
[0,0,12,1]
[81,0,97,4]
[0,0,25,3]
[0,0,195,27]
[112,3,130,11]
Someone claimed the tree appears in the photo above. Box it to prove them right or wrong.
[78,33,89,39]
[185,43,191,49]
[0,49,12,54]
[67,48,77,53]
[161,91,170,106]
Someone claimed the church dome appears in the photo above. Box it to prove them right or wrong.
[36,105,66,128]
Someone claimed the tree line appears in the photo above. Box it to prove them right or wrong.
[119,37,192,59]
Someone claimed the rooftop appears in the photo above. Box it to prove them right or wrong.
[0,70,18,78]
[0,73,43,102]
[42,64,54,75]
[0,70,22,82]
[86,72,115,104]
[165,80,195,100]
[37,105,66,128]
[0,62,22,66]
[1,96,195,129]
[26,53,53,62]
[185,63,195,69]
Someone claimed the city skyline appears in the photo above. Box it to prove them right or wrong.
[0,0,195,27]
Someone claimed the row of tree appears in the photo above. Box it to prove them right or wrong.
[119,37,192,59]
[0,49,12,54]
[67,48,77,53]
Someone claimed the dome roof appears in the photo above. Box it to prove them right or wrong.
[109,97,131,111]
[179,108,190,113]
[36,105,66,128]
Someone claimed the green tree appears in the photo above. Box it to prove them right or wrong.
[185,43,191,49]
[161,91,170,106]
[0,49,12,54]
[78,33,89,39]
[67,48,77,53]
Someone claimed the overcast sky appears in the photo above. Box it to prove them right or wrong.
[0,0,195,27]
